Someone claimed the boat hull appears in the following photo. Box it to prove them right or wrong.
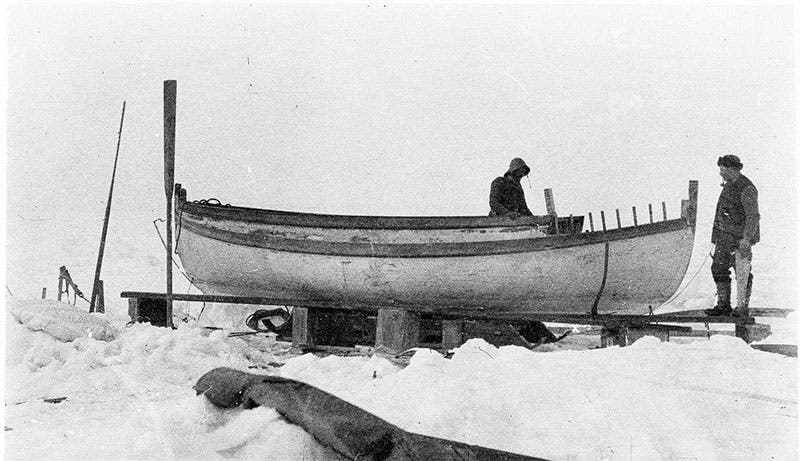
[175,191,696,315]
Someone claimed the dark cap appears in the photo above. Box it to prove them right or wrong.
[717,155,743,169]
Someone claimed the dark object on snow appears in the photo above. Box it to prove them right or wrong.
[195,367,549,461]
[518,321,569,346]
[194,367,268,408]
[245,307,292,334]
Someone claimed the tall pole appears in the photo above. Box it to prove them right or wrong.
[164,80,176,328]
[90,101,126,313]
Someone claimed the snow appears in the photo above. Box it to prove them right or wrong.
[4,294,797,460]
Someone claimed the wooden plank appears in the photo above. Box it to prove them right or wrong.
[658,308,791,318]
[750,344,797,357]
[375,308,420,353]
[119,292,757,327]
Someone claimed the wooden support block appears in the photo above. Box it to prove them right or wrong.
[601,325,628,347]
[735,322,771,344]
[375,308,420,354]
[128,298,139,322]
[442,320,464,349]
[292,307,316,348]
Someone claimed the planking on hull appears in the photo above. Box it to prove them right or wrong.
[174,181,698,315]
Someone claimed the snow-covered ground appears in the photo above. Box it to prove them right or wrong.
[4,290,797,460]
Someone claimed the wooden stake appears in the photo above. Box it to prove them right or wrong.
[615,209,621,228]
[41,287,46,299]
[90,102,126,313]
[164,80,177,329]
[632,206,638,227]
[588,212,594,231]
[544,188,557,215]
[96,280,105,314]
[648,204,653,223]
[600,211,607,231]
[662,201,667,220]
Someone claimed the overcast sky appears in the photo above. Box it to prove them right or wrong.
[4,3,796,297]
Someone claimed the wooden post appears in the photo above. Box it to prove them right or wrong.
[292,307,316,348]
[600,211,607,231]
[57,276,64,301]
[375,308,420,354]
[164,80,177,329]
[128,298,140,322]
[41,287,47,299]
[588,212,594,231]
[90,102,126,313]
[648,204,653,223]
[95,280,105,314]
[544,188,558,234]
[685,180,698,227]
[615,209,621,228]
[632,206,638,227]
[662,201,667,220]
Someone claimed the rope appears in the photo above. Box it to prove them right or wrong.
[152,218,193,283]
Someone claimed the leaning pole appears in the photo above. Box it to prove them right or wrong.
[164,80,176,328]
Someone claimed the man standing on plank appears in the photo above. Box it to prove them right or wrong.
[705,155,760,317]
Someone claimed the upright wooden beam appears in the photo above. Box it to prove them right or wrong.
[544,188,557,216]
[291,307,316,348]
[442,320,464,349]
[375,308,420,353]
[90,102,126,313]
[163,80,177,329]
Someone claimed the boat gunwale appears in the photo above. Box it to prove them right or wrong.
[177,199,565,230]
[178,212,692,258]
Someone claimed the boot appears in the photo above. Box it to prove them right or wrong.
[705,281,733,316]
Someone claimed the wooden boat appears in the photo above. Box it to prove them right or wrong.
[174,182,697,315]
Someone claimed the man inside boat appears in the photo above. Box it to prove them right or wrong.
[705,154,760,317]
[486,158,566,345]
[489,157,532,218]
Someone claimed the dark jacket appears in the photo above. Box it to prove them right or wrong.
[489,174,532,217]
[712,174,760,244]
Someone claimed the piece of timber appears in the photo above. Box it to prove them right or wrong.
[195,367,547,461]
[660,308,793,318]
[750,344,798,358]
[120,292,754,325]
